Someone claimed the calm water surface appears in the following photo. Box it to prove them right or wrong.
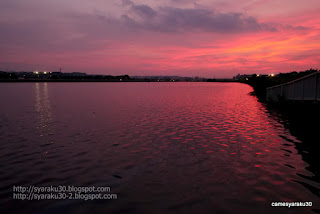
[0,82,319,214]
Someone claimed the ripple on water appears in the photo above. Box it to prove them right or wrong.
[0,82,319,213]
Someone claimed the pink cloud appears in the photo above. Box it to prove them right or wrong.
[0,0,319,77]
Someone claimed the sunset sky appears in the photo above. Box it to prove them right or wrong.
[0,0,319,78]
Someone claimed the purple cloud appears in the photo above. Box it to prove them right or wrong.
[120,3,280,33]
[130,4,157,19]
[121,0,134,6]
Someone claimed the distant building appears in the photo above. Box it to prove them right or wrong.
[234,74,252,80]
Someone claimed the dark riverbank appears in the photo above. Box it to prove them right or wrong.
[248,70,320,210]
[242,69,320,196]
[0,71,213,82]
[239,69,318,101]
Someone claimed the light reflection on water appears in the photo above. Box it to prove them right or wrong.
[35,83,54,150]
[0,82,319,214]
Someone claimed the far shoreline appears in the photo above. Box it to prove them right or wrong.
[0,79,236,83]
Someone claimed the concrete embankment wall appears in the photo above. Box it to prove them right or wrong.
[266,72,320,102]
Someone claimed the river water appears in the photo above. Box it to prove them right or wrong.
[0,82,319,214]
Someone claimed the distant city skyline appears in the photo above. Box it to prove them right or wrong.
[0,0,319,78]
